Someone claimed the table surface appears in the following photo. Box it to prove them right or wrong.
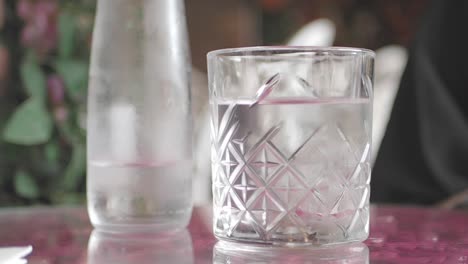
[0,205,467,264]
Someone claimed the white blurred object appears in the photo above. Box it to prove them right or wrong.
[283,19,337,153]
[109,103,137,162]
[287,21,407,163]
[372,45,408,163]
[288,18,336,46]
[0,246,32,264]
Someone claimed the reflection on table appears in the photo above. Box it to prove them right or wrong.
[0,206,467,263]
[88,230,194,264]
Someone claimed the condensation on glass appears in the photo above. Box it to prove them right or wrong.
[87,0,192,232]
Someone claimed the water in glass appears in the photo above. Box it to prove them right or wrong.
[211,97,371,245]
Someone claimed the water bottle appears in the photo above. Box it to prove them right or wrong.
[87,0,192,232]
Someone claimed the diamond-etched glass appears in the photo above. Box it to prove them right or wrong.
[207,47,374,245]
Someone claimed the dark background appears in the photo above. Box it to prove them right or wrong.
[0,0,430,206]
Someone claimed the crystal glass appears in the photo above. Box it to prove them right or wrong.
[87,0,192,232]
[207,47,374,245]
[213,241,369,263]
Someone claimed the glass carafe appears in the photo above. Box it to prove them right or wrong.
[87,0,192,232]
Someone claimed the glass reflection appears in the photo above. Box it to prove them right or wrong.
[213,241,368,264]
[88,229,194,264]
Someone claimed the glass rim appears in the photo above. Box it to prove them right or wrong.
[207,46,375,59]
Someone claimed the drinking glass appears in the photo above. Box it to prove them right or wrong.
[207,47,374,245]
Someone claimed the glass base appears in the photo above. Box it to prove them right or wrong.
[214,229,369,247]
[92,221,189,234]
[89,207,192,234]
[213,240,370,263]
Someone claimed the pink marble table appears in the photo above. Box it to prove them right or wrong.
[0,205,467,263]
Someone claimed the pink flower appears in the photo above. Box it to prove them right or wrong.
[35,0,57,16]
[18,0,58,56]
[0,46,7,97]
[17,0,34,19]
[20,23,39,46]
[47,74,65,105]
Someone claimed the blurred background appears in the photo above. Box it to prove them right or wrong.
[0,0,429,206]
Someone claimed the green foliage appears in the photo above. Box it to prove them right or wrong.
[14,170,40,199]
[45,141,59,163]
[0,1,96,206]
[58,12,76,59]
[63,142,86,191]
[55,59,88,99]
[2,99,53,145]
[20,58,46,101]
